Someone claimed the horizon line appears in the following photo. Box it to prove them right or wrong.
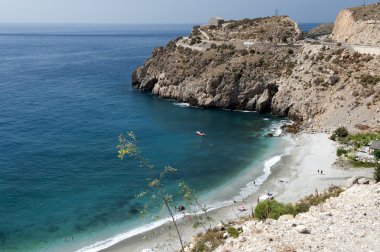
[0,20,332,26]
[0,22,198,26]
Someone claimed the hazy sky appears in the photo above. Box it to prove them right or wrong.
[0,0,378,24]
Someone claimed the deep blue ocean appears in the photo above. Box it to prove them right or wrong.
[0,23,317,252]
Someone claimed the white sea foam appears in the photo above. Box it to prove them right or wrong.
[173,102,190,108]
[222,108,257,113]
[75,201,234,252]
[235,154,283,201]
[75,214,185,252]
[270,120,288,137]
[235,132,295,201]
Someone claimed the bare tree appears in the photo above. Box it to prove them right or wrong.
[117,132,185,251]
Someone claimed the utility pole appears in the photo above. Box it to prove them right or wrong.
[275,8,279,17]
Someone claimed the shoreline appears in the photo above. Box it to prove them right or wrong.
[75,123,288,252]
[96,133,374,252]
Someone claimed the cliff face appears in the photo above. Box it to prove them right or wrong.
[132,16,380,132]
[332,3,380,46]
[133,42,291,113]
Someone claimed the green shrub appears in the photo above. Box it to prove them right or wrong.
[334,127,348,138]
[254,200,294,220]
[240,49,249,56]
[316,53,324,61]
[293,202,310,214]
[374,150,380,160]
[254,187,344,221]
[337,148,348,157]
[226,226,241,238]
[192,230,223,252]
[270,203,295,219]
[360,74,380,86]
[329,75,340,85]
[347,132,380,148]
[299,186,344,207]
[349,159,378,168]
[374,165,380,182]
[210,43,217,49]
[313,77,324,85]
[190,38,197,45]
[254,200,277,220]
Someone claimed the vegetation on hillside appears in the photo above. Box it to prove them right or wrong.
[349,3,380,21]
[190,186,344,251]
[254,186,344,220]
[331,127,380,168]
[201,16,301,43]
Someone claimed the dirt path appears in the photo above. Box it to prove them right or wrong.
[199,29,210,40]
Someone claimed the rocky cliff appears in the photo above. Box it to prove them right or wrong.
[132,15,380,132]
[332,3,380,46]
[307,23,334,38]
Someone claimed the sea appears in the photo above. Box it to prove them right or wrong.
[0,23,319,252]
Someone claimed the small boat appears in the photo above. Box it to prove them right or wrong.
[196,131,206,137]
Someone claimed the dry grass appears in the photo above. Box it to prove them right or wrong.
[191,230,224,252]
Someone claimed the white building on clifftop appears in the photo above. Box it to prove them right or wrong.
[208,17,224,26]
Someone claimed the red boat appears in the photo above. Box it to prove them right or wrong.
[196,131,206,137]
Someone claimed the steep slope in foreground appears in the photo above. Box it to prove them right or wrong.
[214,182,380,252]
[132,15,380,132]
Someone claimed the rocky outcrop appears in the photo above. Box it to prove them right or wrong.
[212,182,380,252]
[200,16,302,44]
[332,3,380,46]
[307,23,334,38]
[132,14,380,132]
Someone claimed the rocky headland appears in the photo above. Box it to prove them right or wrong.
[132,4,380,133]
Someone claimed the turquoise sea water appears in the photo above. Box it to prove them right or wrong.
[0,24,316,251]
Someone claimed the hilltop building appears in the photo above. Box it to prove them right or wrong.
[208,17,224,26]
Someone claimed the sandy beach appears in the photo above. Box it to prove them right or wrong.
[101,133,373,252]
